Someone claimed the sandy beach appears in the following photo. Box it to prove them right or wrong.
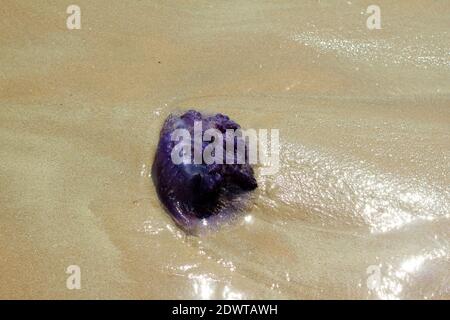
[0,1,449,299]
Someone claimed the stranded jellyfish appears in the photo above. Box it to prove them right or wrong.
[152,110,257,234]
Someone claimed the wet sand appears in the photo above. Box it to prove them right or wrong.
[0,1,449,299]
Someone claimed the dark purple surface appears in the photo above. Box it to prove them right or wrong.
[152,110,257,233]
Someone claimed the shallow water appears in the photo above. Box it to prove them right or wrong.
[0,1,449,299]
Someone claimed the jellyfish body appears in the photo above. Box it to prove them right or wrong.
[152,110,257,233]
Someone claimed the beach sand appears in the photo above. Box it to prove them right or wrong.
[0,1,449,299]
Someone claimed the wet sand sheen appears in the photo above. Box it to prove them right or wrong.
[0,1,449,299]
